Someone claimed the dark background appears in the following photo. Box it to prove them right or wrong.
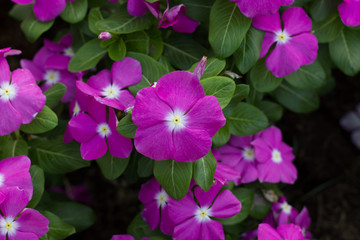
[2,1,360,239]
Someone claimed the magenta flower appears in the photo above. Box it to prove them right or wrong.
[0,187,49,239]
[76,58,142,111]
[68,98,133,160]
[43,34,75,70]
[216,135,259,184]
[127,0,161,18]
[11,0,66,22]
[272,196,298,225]
[251,126,297,184]
[258,223,308,240]
[139,178,174,235]
[252,7,318,77]
[230,0,294,18]
[132,71,226,162]
[338,0,360,27]
[159,4,200,33]
[98,32,112,41]
[168,181,241,240]
[294,207,312,238]
[0,48,46,136]
[20,43,80,103]
[0,156,33,200]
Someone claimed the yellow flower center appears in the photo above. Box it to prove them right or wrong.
[5,223,11,229]
[173,117,180,124]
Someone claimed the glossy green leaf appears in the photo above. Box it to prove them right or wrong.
[257,100,283,122]
[117,114,137,138]
[309,0,341,21]
[193,151,217,191]
[21,13,54,42]
[249,59,282,92]
[88,8,103,35]
[1,138,28,159]
[40,211,76,240]
[182,0,215,22]
[124,31,150,54]
[9,4,32,21]
[44,83,67,108]
[189,58,226,79]
[96,152,130,180]
[200,76,236,109]
[212,122,231,146]
[60,0,88,23]
[313,13,344,43]
[28,165,45,208]
[108,38,126,61]
[137,155,154,178]
[232,84,250,102]
[21,105,58,134]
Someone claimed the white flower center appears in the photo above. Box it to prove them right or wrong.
[0,82,16,102]
[101,85,121,99]
[44,70,60,85]
[73,102,81,116]
[97,123,112,138]
[0,217,18,237]
[275,31,290,44]
[271,149,282,163]
[242,147,255,162]
[0,174,5,187]
[155,190,169,208]
[165,109,187,132]
[63,47,74,57]
[281,202,292,214]
[195,206,211,222]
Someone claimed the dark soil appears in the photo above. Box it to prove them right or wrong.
[2,2,360,240]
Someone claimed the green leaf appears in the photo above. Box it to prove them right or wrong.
[200,76,236,109]
[28,165,45,208]
[250,198,271,220]
[21,13,54,42]
[44,83,67,108]
[88,8,104,35]
[309,0,341,21]
[285,60,326,90]
[137,155,154,178]
[127,52,168,94]
[21,105,58,134]
[181,0,215,22]
[124,31,150,54]
[189,58,226,79]
[69,39,107,72]
[40,211,76,240]
[219,188,254,225]
[60,0,88,23]
[148,27,164,60]
[96,152,130,180]
[249,59,282,92]
[164,35,207,70]
[232,84,250,102]
[313,13,344,43]
[234,27,264,74]
[212,122,231,146]
[1,138,28,159]
[154,160,193,200]
[271,82,320,113]
[227,102,268,136]
[257,100,283,122]
[96,8,153,34]
[9,4,32,21]
[117,114,138,138]
[29,138,90,174]
[209,0,251,58]
[193,151,217,191]
[329,27,360,76]
[127,213,163,239]
[108,38,127,61]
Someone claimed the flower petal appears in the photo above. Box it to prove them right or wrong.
[87,98,107,124]
[141,201,160,230]
[217,145,243,167]
[258,223,283,240]
[199,220,224,240]
[33,0,66,21]
[279,161,297,184]
[16,209,49,237]
[80,135,107,160]
[127,0,148,17]
[260,32,277,59]
[257,161,281,183]
[252,11,281,33]
[172,12,200,33]
[87,70,112,92]
[0,55,10,85]
[340,111,360,132]
[8,232,38,240]
[168,194,197,224]
[277,224,304,240]
[237,0,281,18]
[282,7,312,36]
[210,190,241,218]
[68,113,98,143]
[0,101,22,136]
[338,1,360,27]
[0,187,28,218]
[138,178,161,204]
[172,217,200,240]
[45,54,70,70]
[160,206,175,235]
[20,59,44,81]
[111,58,142,89]
[194,181,222,207]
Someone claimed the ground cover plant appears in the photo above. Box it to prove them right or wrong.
[0,0,360,239]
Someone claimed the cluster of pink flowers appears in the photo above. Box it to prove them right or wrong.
[214,126,297,185]
[0,156,49,238]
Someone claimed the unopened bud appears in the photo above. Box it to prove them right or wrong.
[98,32,112,41]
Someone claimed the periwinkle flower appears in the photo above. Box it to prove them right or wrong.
[338,0,360,27]
[258,223,308,240]
[252,7,318,77]
[132,71,226,162]
[272,196,298,225]
[127,0,161,18]
[230,0,294,18]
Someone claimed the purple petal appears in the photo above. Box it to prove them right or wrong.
[0,187,28,218]
[338,1,360,27]
[229,135,254,148]
[186,96,226,136]
[279,161,297,184]
[0,101,22,136]
[134,124,174,161]
[265,33,318,78]
[68,113,98,143]
[45,54,70,70]
[0,55,10,85]
[60,33,73,47]
[172,127,212,162]
[33,0,66,21]
[141,201,160,230]
[199,220,225,240]
[95,89,135,110]
[160,206,175,235]
[194,181,222,207]
[214,162,241,184]
[260,126,282,149]
[76,81,101,98]
[132,87,172,128]
[257,161,281,183]
[94,96,124,110]
[194,56,207,80]
[16,209,49,237]
[210,190,241,218]
[59,70,78,102]
[295,207,311,229]
[138,178,160,204]
[351,129,360,149]
[168,194,197,224]
[111,58,142,89]
[33,47,55,67]
[44,39,64,52]
[111,235,135,240]
[8,232,38,240]
[277,224,304,240]
[156,71,204,113]
[87,98,107,124]
[144,1,161,18]
[80,134,108,160]
[63,125,73,143]
[258,223,283,240]
[252,12,281,33]
[282,7,312,36]
[11,0,34,4]
[217,145,243,167]
[159,5,184,28]
[172,217,200,240]
[235,161,258,184]
[87,70,112,92]
[172,12,200,33]
[20,59,44,81]
[127,0,148,17]
[251,138,272,163]
[237,0,281,18]
[281,0,294,5]
[260,32,277,58]
[340,111,360,131]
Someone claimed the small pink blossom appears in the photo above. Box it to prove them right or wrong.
[258,223,308,240]
[98,32,112,41]
[159,4,200,33]
[338,0,360,27]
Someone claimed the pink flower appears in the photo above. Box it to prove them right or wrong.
[132,71,226,162]
[338,0,360,27]
[43,34,75,70]
[294,207,312,238]
[252,7,318,77]
[0,156,33,200]
[251,126,297,184]
[168,181,241,240]
[98,32,112,41]
[216,135,259,184]
[76,58,142,110]
[230,0,294,18]
[139,178,174,235]
[0,187,49,239]
[11,0,66,22]
[272,196,298,225]
[68,98,133,160]
[258,223,308,240]
[159,4,200,33]
[127,0,161,18]
[0,48,46,136]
